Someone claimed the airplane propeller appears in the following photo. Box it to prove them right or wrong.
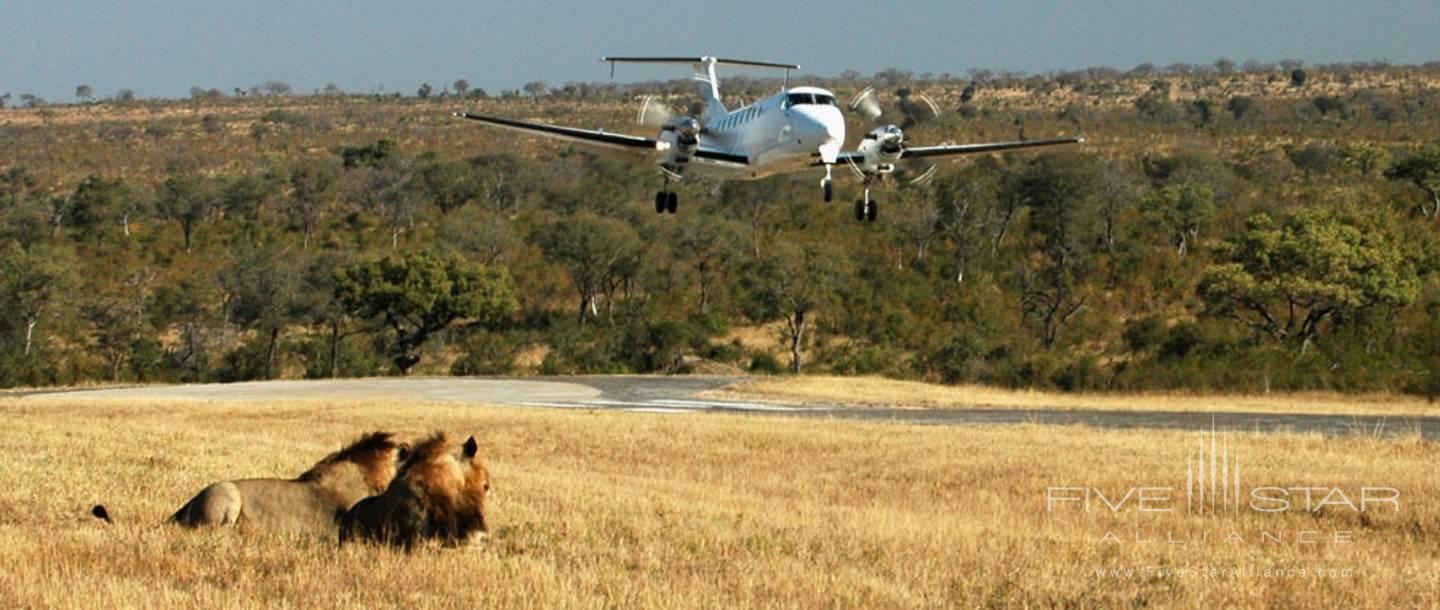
[636,95,677,129]
[637,95,702,152]
[847,86,942,128]
[846,86,945,185]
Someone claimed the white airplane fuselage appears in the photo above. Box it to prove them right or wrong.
[456,55,1083,221]
[680,86,845,180]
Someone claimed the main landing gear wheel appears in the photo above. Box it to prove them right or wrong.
[822,180,833,203]
[654,189,678,214]
[854,199,878,222]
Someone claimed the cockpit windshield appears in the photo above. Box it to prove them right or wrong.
[785,93,837,107]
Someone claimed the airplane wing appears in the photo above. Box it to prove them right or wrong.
[692,148,748,166]
[898,137,1085,160]
[454,113,662,155]
[821,137,1084,167]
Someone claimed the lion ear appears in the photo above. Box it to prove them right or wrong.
[396,446,411,462]
[462,436,478,460]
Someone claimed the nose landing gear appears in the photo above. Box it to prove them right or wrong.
[821,163,833,203]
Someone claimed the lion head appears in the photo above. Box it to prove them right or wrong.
[340,432,490,548]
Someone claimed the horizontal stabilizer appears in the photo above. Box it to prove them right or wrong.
[602,56,800,70]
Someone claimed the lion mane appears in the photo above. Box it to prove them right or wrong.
[339,432,490,549]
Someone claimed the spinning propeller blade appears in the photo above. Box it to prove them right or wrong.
[637,95,677,129]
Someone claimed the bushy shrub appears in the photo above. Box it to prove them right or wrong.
[450,331,517,376]
[748,352,783,375]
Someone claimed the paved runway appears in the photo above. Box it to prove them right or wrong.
[22,376,1439,439]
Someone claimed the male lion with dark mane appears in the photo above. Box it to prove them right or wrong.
[339,432,490,549]
[163,431,412,534]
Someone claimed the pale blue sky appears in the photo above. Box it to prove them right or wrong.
[3,0,1437,101]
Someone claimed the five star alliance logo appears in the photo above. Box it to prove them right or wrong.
[1186,429,1241,514]
[1046,427,1400,515]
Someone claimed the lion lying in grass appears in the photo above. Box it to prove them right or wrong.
[162,431,412,535]
[340,432,490,549]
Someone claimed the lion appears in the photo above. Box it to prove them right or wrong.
[160,431,412,535]
[339,432,490,549]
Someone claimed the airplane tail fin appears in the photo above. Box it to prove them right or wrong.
[693,59,727,118]
[602,56,801,119]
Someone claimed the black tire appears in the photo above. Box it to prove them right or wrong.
[867,199,878,222]
[854,200,865,222]
[823,181,832,203]
[666,191,678,214]
[654,191,666,214]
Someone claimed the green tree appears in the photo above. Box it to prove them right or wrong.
[1096,163,1142,258]
[346,157,420,249]
[1384,149,1440,217]
[1340,143,1390,177]
[74,85,92,103]
[537,212,642,326]
[1198,209,1421,353]
[157,174,221,252]
[676,214,743,315]
[468,154,527,215]
[335,253,515,374]
[340,139,398,169]
[741,240,852,373]
[0,242,79,357]
[1286,143,1341,178]
[1012,153,1100,347]
[221,248,304,379]
[1138,182,1215,256]
[452,79,470,98]
[297,251,368,379]
[283,159,338,249]
[68,175,145,241]
[412,156,477,215]
[439,206,517,266]
[83,261,155,382]
[931,165,1000,283]
[1226,96,1258,120]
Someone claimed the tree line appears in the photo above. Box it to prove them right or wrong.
[2,68,1439,396]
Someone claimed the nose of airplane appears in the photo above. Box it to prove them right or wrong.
[791,106,845,148]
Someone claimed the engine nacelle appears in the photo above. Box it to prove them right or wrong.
[661,117,701,163]
[856,125,904,174]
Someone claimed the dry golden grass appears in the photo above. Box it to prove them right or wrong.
[713,375,1440,417]
[0,395,1435,608]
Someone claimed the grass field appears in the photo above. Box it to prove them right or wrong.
[713,375,1440,417]
[1,395,1435,608]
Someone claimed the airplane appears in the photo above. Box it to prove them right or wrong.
[455,56,1083,222]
